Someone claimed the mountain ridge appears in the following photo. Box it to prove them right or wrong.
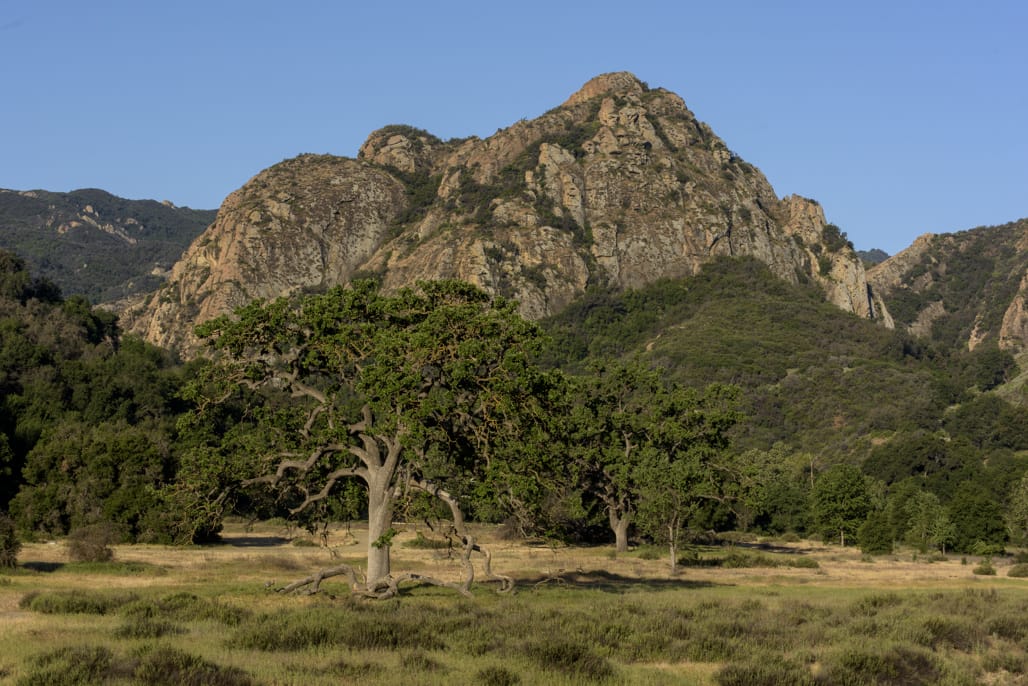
[869,218,1028,352]
[0,187,215,303]
[119,72,892,354]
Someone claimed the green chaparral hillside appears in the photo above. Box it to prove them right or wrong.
[542,256,1027,463]
[0,188,215,303]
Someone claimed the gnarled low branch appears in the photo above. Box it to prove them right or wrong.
[407,475,515,594]
[275,564,474,599]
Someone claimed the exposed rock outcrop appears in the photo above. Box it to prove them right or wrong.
[869,219,1028,351]
[122,72,892,354]
[122,155,406,351]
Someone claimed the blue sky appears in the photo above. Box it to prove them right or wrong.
[1,1,1025,254]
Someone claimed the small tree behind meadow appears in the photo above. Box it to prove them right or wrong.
[0,512,20,568]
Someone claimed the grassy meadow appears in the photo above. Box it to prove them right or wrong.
[3,521,1028,685]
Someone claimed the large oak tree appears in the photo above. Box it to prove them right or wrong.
[177,280,556,597]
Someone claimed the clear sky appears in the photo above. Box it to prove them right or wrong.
[1,1,1025,254]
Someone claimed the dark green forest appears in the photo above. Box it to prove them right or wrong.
[2,250,1027,565]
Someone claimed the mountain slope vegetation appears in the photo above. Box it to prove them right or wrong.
[0,188,215,303]
[543,257,1023,461]
[870,218,1028,353]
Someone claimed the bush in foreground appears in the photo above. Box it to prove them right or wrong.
[134,646,255,686]
[19,645,255,686]
[19,589,138,615]
[715,655,813,686]
[67,523,117,562]
[519,639,615,681]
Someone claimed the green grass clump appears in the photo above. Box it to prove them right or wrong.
[403,532,452,549]
[715,655,814,686]
[1007,563,1028,577]
[230,607,445,652]
[519,639,615,681]
[633,545,663,560]
[679,550,820,569]
[817,644,942,685]
[973,558,997,575]
[325,658,383,679]
[850,592,904,617]
[121,592,250,626]
[62,560,167,575]
[983,651,1028,675]
[133,646,255,686]
[19,646,116,686]
[475,665,522,685]
[19,589,138,615]
[986,613,1028,641]
[113,615,185,639]
[918,615,983,651]
[20,644,257,686]
[400,650,444,672]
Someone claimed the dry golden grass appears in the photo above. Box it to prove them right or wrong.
[3,522,1028,685]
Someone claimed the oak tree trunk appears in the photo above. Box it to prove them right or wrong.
[668,523,678,575]
[610,510,631,554]
[366,472,394,584]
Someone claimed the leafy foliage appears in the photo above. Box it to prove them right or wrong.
[948,482,1008,554]
[3,235,1027,560]
[541,256,1028,544]
[563,358,740,554]
[812,465,872,546]
[542,257,961,462]
[0,250,187,540]
[857,509,894,555]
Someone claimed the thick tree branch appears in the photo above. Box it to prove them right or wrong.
[287,465,367,514]
[242,443,352,490]
[407,476,515,593]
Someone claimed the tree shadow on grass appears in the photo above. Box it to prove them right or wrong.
[729,541,827,555]
[214,535,291,548]
[20,561,64,573]
[516,568,726,593]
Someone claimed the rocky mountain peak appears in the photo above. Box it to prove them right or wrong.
[562,71,648,108]
[357,125,449,175]
[121,74,893,355]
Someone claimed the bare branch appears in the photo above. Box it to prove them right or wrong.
[288,465,367,514]
[289,377,328,405]
[242,443,351,490]
[276,564,363,595]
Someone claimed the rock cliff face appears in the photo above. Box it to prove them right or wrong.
[868,219,1028,351]
[123,72,891,353]
[121,155,406,352]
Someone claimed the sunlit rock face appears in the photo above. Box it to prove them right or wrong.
[123,73,891,355]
